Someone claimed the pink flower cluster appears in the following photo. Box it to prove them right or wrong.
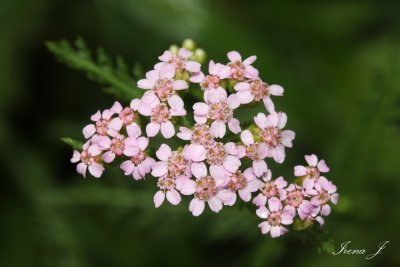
[70,45,339,238]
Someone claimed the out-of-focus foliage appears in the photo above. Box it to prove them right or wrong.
[1,1,399,267]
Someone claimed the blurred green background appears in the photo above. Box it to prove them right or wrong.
[1,1,400,266]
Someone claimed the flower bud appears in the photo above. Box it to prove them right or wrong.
[193,48,206,64]
[182,39,196,51]
[169,44,179,54]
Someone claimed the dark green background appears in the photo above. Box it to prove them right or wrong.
[1,1,399,266]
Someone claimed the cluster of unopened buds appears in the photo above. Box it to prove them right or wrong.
[70,40,339,238]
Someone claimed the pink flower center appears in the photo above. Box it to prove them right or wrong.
[307,167,320,180]
[157,176,175,191]
[201,75,220,90]
[155,78,174,101]
[95,119,110,135]
[318,190,330,205]
[228,61,245,80]
[207,142,226,165]
[250,80,269,101]
[169,54,185,70]
[195,176,217,201]
[260,127,282,147]
[227,171,247,191]
[267,211,282,227]
[131,151,146,165]
[167,151,188,177]
[261,182,279,198]
[192,124,214,147]
[151,103,171,123]
[119,107,135,125]
[80,151,99,165]
[246,143,260,160]
[110,136,125,156]
[208,101,233,122]
[284,189,304,208]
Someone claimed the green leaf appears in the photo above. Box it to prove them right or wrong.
[61,137,83,150]
[45,37,142,101]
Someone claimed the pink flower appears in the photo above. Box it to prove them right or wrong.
[177,124,215,148]
[283,183,313,220]
[193,91,241,138]
[254,112,295,163]
[294,154,330,189]
[158,48,201,73]
[138,92,186,138]
[253,170,288,206]
[240,130,269,176]
[182,162,234,216]
[71,141,104,178]
[307,177,339,217]
[120,136,155,180]
[190,60,231,102]
[151,144,190,178]
[153,175,185,207]
[203,142,242,186]
[224,168,260,203]
[137,64,188,101]
[234,80,283,111]
[256,197,294,238]
[82,102,124,139]
[226,51,259,80]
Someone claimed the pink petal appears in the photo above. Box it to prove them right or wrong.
[243,55,256,65]
[317,160,330,172]
[244,65,259,79]
[271,147,286,164]
[258,222,271,235]
[177,127,192,140]
[184,144,207,162]
[277,112,287,129]
[227,94,240,109]
[71,151,80,163]
[189,198,205,216]
[159,63,175,79]
[193,102,209,116]
[120,160,135,175]
[256,206,269,219]
[168,95,184,110]
[179,179,196,195]
[305,154,318,167]
[268,197,281,212]
[227,51,242,62]
[266,112,279,127]
[156,144,172,161]
[178,48,192,58]
[88,163,104,178]
[281,130,295,147]
[136,137,149,151]
[237,90,254,104]
[91,111,101,121]
[228,118,241,134]
[223,155,241,173]
[154,191,165,208]
[269,84,284,96]
[190,72,204,83]
[77,163,87,177]
[210,120,226,138]
[161,121,175,139]
[185,61,201,72]
[209,165,227,186]
[294,165,307,176]
[253,160,268,177]
[321,204,331,216]
[146,122,160,137]
[254,113,268,129]
[253,194,267,207]
[111,101,123,113]
[151,162,168,177]
[217,189,236,206]
[270,226,281,238]
[82,124,96,139]
[102,151,115,163]
[109,117,123,131]
[191,162,207,179]
[208,197,223,213]
[234,82,251,91]
[130,98,141,110]
[126,123,142,137]
[263,97,275,113]
[173,80,188,90]
[240,130,254,146]
[166,189,181,205]
[158,50,172,62]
